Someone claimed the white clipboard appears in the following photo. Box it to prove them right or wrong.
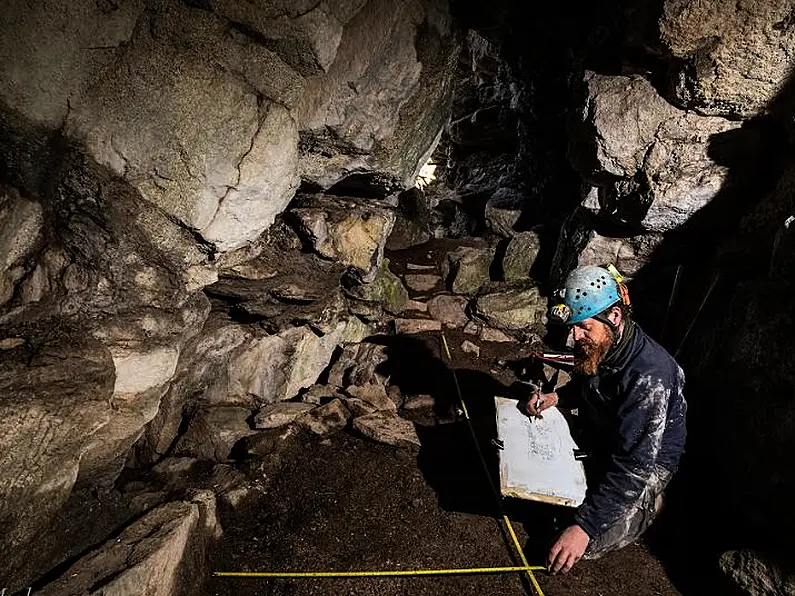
[494,396,587,507]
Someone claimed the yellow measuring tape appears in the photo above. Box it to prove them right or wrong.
[215,565,546,578]
[440,333,546,596]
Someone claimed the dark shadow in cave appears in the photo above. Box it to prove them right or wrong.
[623,64,795,596]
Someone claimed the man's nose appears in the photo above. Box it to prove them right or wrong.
[572,327,584,342]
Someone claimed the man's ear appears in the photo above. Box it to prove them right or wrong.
[607,305,623,327]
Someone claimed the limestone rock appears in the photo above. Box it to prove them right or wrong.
[290,195,395,281]
[719,549,795,596]
[502,231,541,282]
[341,397,378,417]
[472,282,546,332]
[577,231,664,276]
[172,406,256,462]
[0,188,44,307]
[0,327,115,590]
[0,0,146,127]
[344,258,410,314]
[254,402,316,429]
[301,384,343,405]
[480,327,514,343]
[659,0,795,118]
[442,243,495,294]
[402,394,436,410]
[461,340,481,357]
[386,188,432,250]
[66,8,301,253]
[345,383,397,411]
[297,398,351,435]
[485,188,525,237]
[404,273,441,293]
[352,412,420,450]
[205,0,368,76]
[394,318,442,334]
[296,0,458,188]
[427,294,469,328]
[38,496,220,596]
[327,341,389,388]
[570,72,740,232]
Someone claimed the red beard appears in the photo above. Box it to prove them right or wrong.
[573,336,612,375]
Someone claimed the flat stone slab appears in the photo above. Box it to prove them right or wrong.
[353,412,420,450]
[404,273,441,292]
[254,402,316,429]
[394,318,442,335]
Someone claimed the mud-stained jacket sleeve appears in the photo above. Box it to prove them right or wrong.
[573,371,670,539]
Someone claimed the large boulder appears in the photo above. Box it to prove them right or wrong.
[343,258,410,314]
[172,406,256,462]
[569,72,740,233]
[472,281,546,332]
[295,0,459,188]
[576,230,664,277]
[38,494,220,596]
[0,0,146,127]
[290,194,395,282]
[442,242,495,294]
[502,230,541,281]
[658,0,795,118]
[485,188,525,237]
[66,3,300,253]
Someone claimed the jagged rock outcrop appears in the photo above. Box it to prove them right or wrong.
[657,0,795,119]
[38,492,220,596]
[570,72,741,234]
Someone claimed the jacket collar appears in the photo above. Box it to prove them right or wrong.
[599,318,638,374]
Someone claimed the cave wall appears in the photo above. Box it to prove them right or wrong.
[0,0,459,588]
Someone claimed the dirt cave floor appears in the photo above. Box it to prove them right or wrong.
[203,428,682,596]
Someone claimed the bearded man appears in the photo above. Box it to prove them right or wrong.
[526,265,687,574]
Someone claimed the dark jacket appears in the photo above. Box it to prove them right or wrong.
[557,321,687,540]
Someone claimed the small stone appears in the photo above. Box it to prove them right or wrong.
[352,412,420,450]
[301,384,340,404]
[387,385,404,409]
[341,397,378,417]
[403,299,428,312]
[461,340,481,357]
[404,274,441,292]
[297,399,350,436]
[394,318,442,334]
[464,321,480,335]
[242,426,298,458]
[427,294,469,328]
[254,402,316,429]
[0,337,24,350]
[221,486,253,508]
[406,263,435,271]
[480,327,514,343]
[402,394,436,410]
[345,383,397,411]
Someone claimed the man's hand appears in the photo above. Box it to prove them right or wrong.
[525,392,558,418]
[548,524,590,573]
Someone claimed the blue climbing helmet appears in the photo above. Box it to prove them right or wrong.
[549,265,630,325]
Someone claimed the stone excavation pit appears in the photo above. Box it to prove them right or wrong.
[2,0,795,595]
